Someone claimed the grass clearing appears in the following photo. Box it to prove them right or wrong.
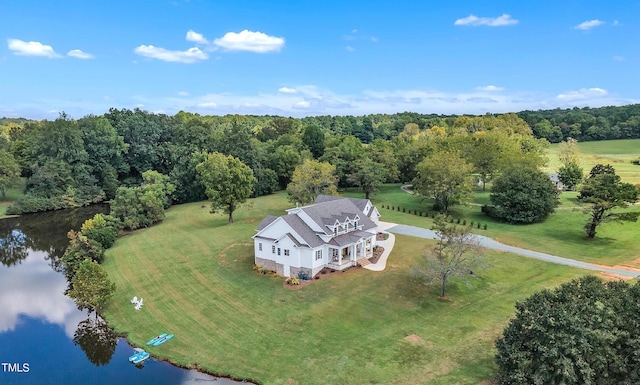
[545,138,640,184]
[102,192,586,385]
[0,179,25,219]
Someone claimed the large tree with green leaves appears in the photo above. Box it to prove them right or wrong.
[411,214,484,298]
[347,157,387,199]
[578,164,639,239]
[412,151,474,213]
[286,159,338,205]
[0,149,21,200]
[67,258,116,312]
[301,124,325,158]
[196,152,256,224]
[496,275,640,385]
[109,170,175,230]
[488,165,560,224]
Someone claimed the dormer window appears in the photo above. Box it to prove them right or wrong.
[334,227,337,235]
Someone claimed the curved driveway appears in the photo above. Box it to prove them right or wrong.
[386,223,640,279]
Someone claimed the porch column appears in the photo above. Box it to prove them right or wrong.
[339,247,343,265]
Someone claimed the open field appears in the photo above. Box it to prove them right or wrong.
[545,138,640,184]
[102,192,586,385]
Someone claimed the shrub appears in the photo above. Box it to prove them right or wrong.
[402,207,406,213]
[463,219,467,226]
[483,224,487,230]
[477,222,481,229]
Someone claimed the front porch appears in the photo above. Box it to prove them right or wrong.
[325,237,373,271]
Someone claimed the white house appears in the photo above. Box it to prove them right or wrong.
[252,195,381,278]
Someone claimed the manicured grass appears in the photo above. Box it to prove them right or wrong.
[0,179,25,219]
[546,139,640,184]
[356,185,640,266]
[102,191,586,385]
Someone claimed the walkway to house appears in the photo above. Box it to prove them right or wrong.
[364,221,640,278]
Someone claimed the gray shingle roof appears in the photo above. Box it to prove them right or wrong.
[256,215,278,231]
[256,196,377,249]
[302,198,376,233]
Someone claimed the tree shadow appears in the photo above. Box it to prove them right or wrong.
[73,313,118,366]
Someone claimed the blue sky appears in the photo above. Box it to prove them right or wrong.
[1,0,638,119]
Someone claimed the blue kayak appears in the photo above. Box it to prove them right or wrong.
[128,349,147,362]
[152,334,174,346]
[131,351,150,364]
[146,333,167,346]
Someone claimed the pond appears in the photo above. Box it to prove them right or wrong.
[0,207,246,385]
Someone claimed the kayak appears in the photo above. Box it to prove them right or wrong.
[152,333,174,346]
[128,349,147,362]
[146,333,167,346]
[131,351,150,364]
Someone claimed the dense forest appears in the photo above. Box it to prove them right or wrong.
[1,103,639,215]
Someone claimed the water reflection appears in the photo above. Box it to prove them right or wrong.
[0,250,84,336]
[0,207,248,384]
[73,315,118,366]
[0,229,28,267]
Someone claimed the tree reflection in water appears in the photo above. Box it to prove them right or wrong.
[0,228,28,267]
[73,313,118,366]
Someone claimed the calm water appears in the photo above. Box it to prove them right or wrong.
[0,207,245,385]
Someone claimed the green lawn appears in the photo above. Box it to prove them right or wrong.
[0,179,25,219]
[546,138,640,184]
[102,191,586,385]
[357,184,640,266]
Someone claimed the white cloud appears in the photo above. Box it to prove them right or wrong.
[557,87,607,101]
[67,49,94,59]
[346,45,355,52]
[454,14,518,27]
[278,87,297,94]
[7,38,61,58]
[196,102,217,108]
[213,30,285,53]
[177,91,190,96]
[613,55,625,61]
[186,30,208,44]
[475,85,505,91]
[574,19,605,30]
[293,100,311,108]
[133,45,208,63]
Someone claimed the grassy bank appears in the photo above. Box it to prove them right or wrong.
[102,191,587,385]
[0,179,25,219]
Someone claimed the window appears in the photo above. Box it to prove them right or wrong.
[315,250,322,260]
[334,227,337,235]
[284,249,290,256]
[258,243,262,251]
[277,248,281,256]
[272,245,276,254]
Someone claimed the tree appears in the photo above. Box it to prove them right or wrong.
[465,131,519,191]
[286,159,338,205]
[495,275,640,385]
[61,230,105,279]
[81,213,119,249]
[67,259,116,312]
[411,214,484,298]
[0,149,21,200]
[578,165,639,239]
[109,170,174,230]
[488,166,560,224]
[347,157,387,199]
[301,124,325,158]
[412,151,474,213]
[196,152,256,224]
[558,161,583,191]
[558,137,580,167]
